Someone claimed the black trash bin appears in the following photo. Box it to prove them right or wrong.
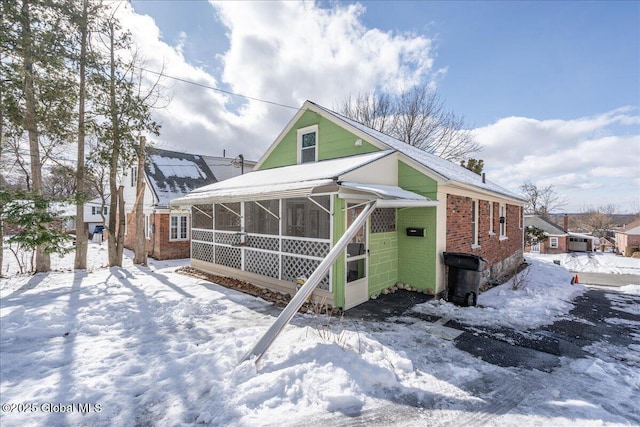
[443,252,486,307]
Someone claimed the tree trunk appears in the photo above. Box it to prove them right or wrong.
[116,185,125,265]
[107,20,121,267]
[133,136,147,265]
[74,0,89,270]
[21,0,49,272]
[0,200,4,278]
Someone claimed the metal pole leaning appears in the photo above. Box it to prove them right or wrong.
[241,200,377,364]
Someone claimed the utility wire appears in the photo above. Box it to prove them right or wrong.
[138,66,301,111]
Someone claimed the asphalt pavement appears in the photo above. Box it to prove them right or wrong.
[322,281,640,426]
[570,271,640,287]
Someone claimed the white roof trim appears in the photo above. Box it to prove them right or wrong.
[338,181,438,208]
[170,179,335,206]
[170,151,392,207]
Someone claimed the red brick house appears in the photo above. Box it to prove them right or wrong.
[616,218,640,256]
[123,147,254,260]
[524,214,594,254]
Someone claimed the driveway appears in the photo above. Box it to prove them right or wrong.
[570,271,640,287]
[448,288,640,370]
[335,287,640,426]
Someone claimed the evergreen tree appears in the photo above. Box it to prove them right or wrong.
[2,0,77,272]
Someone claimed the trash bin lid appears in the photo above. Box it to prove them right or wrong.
[443,252,486,271]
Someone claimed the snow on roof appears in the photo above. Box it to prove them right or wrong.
[339,182,429,200]
[568,232,595,240]
[307,101,524,201]
[171,151,392,205]
[145,147,218,207]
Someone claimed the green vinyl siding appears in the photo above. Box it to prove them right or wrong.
[368,231,398,295]
[398,160,438,199]
[397,161,438,292]
[258,110,379,170]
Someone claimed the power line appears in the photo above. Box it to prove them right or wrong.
[138,66,301,111]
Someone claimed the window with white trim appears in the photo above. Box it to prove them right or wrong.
[145,214,151,239]
[91,206,107,216]
[170,214,188,241]
[471,199,479,247]
[550,237,559,248]
[499,203,507,238]
[131,167,137,187]
[488,202,495,235]
[297,125,318,164]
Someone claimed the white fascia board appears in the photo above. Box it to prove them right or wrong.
[444,181,526,205]
[375,199,438,208]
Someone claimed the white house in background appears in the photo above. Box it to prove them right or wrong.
[56,196,109,236]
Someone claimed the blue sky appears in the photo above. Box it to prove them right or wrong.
[125,0,639,212]
[358,1,639,126]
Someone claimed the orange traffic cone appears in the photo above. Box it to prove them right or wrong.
[574,274,579,284]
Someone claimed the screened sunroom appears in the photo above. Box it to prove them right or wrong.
[171,151,438,309]
[190,195,334,291]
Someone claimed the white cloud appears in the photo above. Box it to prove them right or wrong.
[117,1,439,161]
[118,2,638,213]
[474,109,640,212]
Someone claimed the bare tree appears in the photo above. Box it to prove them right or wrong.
[338,92,394,134]
[43,164,77,197]
[580,204,617,238]
[337,86,481,162]
[520,181,567,218]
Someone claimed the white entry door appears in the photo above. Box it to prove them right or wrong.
[344,202,369,309]
[531,238,540,253]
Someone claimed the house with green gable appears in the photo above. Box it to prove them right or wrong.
[171,100,525,310]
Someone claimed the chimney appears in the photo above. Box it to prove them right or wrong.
[482,172,486,184]
[563,214,569,232]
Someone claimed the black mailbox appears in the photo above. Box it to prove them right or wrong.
[406,227,424,237]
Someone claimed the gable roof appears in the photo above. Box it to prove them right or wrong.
[256,100,523,202]
[524,215,567,235]
[619,218,640,235]
[145,147,218,207]
[172,151,394,205]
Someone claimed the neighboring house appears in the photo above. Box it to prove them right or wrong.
[594,236,615,253]
[55,196,109,236]
[123,147,252,260]
[615,218,640,256]
[525,215,594,254]
[171,100,526,310]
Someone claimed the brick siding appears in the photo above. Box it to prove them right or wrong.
[446,194,523,281]
[124,212,190,260]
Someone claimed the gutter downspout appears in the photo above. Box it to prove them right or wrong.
[241,200,378,365]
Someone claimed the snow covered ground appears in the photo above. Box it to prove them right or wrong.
[1,244,639,426]
[528,251,640,275]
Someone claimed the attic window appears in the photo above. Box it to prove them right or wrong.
[297,125,318,164]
